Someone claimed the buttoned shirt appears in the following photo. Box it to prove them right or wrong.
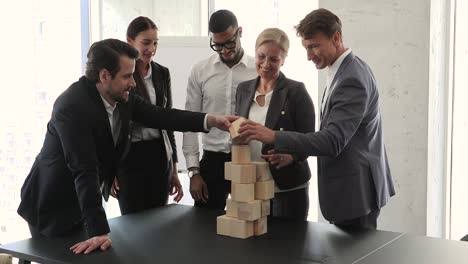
[100,96,119,145]
[183,53,257,169]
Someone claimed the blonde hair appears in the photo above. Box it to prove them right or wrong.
[255,28,290,57]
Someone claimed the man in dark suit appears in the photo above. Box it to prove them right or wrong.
[239,8,395,229]
[17,39,235,254]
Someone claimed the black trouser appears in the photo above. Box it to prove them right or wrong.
[117,139,170,215]
[333,209,381,230]
[195,150,231,210]
[271,186,309,220]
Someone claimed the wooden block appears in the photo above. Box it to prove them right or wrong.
[252,161,273,182]
[261,200,271,216]
[229,117,247,140]
[217,214,254,239]
[254,216,268,236]
[0,254,12,264]
[230,164,256,183]
[231,145,251,164]
[231,182,255,202]
[226,199,261,221]
[224,162,232,180]
[255,180,275,200]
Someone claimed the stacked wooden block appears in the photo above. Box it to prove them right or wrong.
[0,253,12,264]
[217,117,275,239]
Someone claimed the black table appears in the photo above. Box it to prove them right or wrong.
[354,233,468,264]
[0,204,404,264]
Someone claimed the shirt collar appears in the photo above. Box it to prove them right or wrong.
[144,63,152,80]
[327,48,352,86]
[252,89,273,106]
[100,95,117,115]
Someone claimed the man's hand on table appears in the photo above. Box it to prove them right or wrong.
[70,234,112,254]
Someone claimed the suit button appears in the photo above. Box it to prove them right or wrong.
[281,111,285,115]
[279,128,284,131]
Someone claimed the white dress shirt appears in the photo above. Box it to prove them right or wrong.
[322,48,352,114]
[248,90,272,162]
[248,90,308,193]
[132,63,161,142]
[100,96,119,145]
[183,53,257,169]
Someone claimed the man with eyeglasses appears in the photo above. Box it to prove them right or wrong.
[183,9,257,209]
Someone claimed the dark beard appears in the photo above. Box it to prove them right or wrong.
[220,48,244,66]
[112,93,127,104]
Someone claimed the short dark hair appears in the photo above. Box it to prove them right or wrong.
[127,16,158,40]
[85,39,139,83]
[294,8,342,39]
[209,9,238,33]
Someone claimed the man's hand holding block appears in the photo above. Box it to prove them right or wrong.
[229,117,247,144]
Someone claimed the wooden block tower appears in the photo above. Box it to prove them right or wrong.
[217,118,274,239]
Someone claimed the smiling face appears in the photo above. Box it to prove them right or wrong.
[302,31,341,69]
[100,55,136,104]
[255,41,285,81]
[128,28,159,65]
[211,26,243,64]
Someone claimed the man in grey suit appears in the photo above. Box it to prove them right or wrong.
[239,8,395,229]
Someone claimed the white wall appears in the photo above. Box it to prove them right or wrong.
[320,1,452,236]
[427,0,452,239]
[450,0,468,241]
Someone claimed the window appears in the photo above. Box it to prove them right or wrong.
[98,0,208,40]
[0,0,82,244]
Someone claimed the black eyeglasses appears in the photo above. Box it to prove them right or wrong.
[210,28,240,52]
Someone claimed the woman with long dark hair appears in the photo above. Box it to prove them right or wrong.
[112,16,183,214]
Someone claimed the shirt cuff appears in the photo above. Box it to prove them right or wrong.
[203,114,209,131]
[274,131,290,153]
[185,155,200,170]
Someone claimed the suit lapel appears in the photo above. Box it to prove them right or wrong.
[265,72,287,129]
[322,52,355,118]
[238,77,258,118]
[85,78,114,147]
[115,103,130,153]
[151,62,166,107]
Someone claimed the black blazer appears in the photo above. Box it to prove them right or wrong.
[123,62,178,177]
[17,76,206,237]
[235,72,316,189]
[149,61,177,162]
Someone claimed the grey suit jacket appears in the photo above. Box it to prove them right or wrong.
[275,52,395,222]
[236,72,315,189]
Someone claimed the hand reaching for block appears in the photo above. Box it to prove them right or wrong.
[229,117,248,145]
